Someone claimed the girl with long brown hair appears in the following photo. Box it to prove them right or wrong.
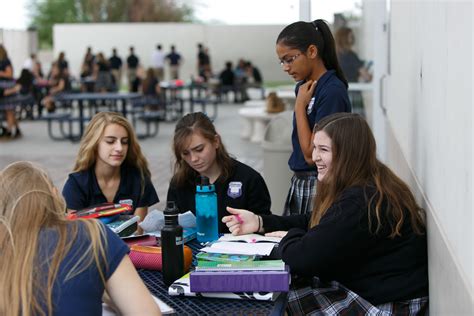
[223,113,428,315]
[0,161,161,315]
[167,112,271,232]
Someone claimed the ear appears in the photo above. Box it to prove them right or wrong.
[213,134,221,149]
[307,45,318,59]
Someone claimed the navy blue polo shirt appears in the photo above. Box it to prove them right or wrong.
[289,70,351,172]
[62,163,159,212]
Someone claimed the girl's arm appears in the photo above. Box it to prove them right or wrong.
[50,78,65,94]
[105,256,161,315]
[0,65,13,78]
[294,80,318,165]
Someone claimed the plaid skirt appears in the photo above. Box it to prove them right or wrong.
[284,171,317,216]
[287,277,429,316]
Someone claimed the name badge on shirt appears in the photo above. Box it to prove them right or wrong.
[307,97,316,115]
[119,199,133,207]
[227,182,243,199]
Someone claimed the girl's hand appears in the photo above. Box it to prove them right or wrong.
[265,231,288,238]
[222,207,259,235]
[295,80,317,112]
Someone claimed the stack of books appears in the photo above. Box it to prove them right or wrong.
[190,259,289,293]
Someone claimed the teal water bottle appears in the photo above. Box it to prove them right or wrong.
[195,176,219,243]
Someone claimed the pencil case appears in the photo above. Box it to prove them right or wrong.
[129,245,193,271]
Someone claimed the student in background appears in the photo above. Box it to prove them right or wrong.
[0,161,161,315]
[151,44,165,82]
[223,113,429,315]
[276,19,351,216]
[42,62,70,112]
[335,26,372,83]
[165,45,182,80]
[62,112,159,227]
[109,48,123,91]
[167,112,271,232]
[141,67,162,112]
[93,52,113,93]
[0,69,34,138]
[127,46,140,92]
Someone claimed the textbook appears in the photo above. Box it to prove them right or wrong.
[196,252,257,264]
[218,233,282,243]
[168,273,280,301]
[189,267,290,293]
[200,241,275,256]
[196,259,285,272]
[106,215,140,237]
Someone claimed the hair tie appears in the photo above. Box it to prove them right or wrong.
[311,21,319,31]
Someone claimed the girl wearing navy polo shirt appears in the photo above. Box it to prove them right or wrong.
[63,112,159,226]
[0,161,161,315]
[223,113,428,315]
[276,20,351,215]
[167,112,272,232]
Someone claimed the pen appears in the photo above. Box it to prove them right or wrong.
[76,203,124,216]
[234,214,244,224]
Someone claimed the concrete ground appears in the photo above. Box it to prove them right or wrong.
[0,101,265,211]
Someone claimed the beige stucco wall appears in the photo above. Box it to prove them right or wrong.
[53,23,288,82]
[366,0,473,313]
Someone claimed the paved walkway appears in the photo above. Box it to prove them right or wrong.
[0,103,265,211]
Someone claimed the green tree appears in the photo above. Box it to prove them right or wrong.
[28,0,194,48]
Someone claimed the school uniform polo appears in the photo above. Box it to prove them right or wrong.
[167,159,272,233]
[62,163,159,213]
[288,70,351,172]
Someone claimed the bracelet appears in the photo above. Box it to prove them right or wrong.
[257,215,262,233]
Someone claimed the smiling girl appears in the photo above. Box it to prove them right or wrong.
[62,112,159,224]
[223,113,428,315]
[167,112,271,232]
[276,20,351,216]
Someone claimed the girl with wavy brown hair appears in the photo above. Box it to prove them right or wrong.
[0,161,161,315]
[167,112,271,232]
[62,112,159,226]
[223,113,428,315]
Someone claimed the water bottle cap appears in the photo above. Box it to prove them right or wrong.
[199,175,210,185]
[164,201,179,216]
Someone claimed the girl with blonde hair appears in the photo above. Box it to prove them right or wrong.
[0,161,161,315]
[223,113,428,315]
[62,112,159,225]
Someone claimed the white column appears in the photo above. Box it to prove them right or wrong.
[299,0,311,22]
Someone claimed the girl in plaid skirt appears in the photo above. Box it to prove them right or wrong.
[276,20,352,216]
[223,113,429,315]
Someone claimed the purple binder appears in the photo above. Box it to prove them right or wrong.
[189,266,290,292]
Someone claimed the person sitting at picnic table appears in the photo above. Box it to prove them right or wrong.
[42,62,71,113]
[62,112,159,231]
[140,67,162,112]
[0,69,34,138]
[0,161,161,316]
[167,112,272,232]
[223,112,429,315]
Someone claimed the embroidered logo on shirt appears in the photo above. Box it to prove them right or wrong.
[119,199,133,207]
[307,97,316,115]
[227,182,243,199]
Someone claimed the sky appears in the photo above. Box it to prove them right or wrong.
[0,0,360,30]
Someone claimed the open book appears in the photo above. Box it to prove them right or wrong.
[218,233,282,243]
